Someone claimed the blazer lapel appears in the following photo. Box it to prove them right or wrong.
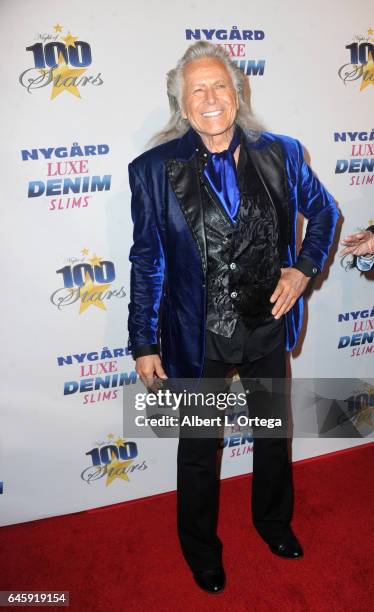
[166,132,207,274]
[244,135,290,259]
[165,128,290,275]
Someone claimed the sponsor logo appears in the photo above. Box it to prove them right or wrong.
[317,383,374,436]
[341,384,374,430]
[81,434,147,486]
[221,430,253,457]
[57,345,136,405]
[21,143,111,211]
[338,28,374,91]
[337,306,374,358]
[185,26,266,76]
[19,23,103,99]
[221,375,254,457]
[334,131,374,187]
[50,249,126,313]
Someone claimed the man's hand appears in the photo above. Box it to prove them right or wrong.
[270,268,310,319]
[339,230,374,257]
[135,354,168,389]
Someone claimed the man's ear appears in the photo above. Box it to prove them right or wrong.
[180,106,188,120]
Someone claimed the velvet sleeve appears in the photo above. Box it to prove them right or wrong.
[127,161,165,357]
[293,140,340,273]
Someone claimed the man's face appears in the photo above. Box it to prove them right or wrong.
[181,57,239,141]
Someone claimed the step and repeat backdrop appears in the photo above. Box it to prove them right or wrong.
[0,0,373,526]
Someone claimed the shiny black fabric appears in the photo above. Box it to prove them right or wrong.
[205,317,284,363]
[197,137,282,345]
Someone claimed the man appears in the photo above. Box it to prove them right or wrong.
[127,41,339,593]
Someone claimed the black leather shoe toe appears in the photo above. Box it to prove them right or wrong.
[193,567,226,593]
[269,537,304,559]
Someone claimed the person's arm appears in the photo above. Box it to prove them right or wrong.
[270,140,340,319]
[293,139,340,274]
[127,161,167,382]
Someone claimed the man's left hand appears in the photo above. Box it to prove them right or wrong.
[270,268,310,319]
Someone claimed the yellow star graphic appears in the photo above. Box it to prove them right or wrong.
[81,247,89,256]
[54,23,63,33]
[115,438,126,447]
[50,52,86,100]
[368,28,373,36]
[353,404,374,428]
[89,253,103,266]
[38,68,50,77]
[62,31,79,48]
[105,451,133,486]
[79,272,110,314]
[360,51,374,91]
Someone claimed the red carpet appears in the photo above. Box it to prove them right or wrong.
[1,444,373,612]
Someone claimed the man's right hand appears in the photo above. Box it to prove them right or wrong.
[135,354,168,388]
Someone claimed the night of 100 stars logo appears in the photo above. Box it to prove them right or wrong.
[341,384,374,432]
[338,27,374,91]
[50,248,126,314]
[322,384,374,436]
[81,434,147,486]
[19,23,103,100]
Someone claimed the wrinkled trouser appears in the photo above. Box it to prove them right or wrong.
[176,342,292,571]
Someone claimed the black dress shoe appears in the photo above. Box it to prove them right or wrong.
[269,535,304,559]
[193,567,226,593]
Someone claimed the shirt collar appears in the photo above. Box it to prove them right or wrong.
[191,124,243,160]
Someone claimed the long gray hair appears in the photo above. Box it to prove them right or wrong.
[147,41,263,149]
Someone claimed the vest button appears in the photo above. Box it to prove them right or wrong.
[230,291,238,299]
[230,262,236,270]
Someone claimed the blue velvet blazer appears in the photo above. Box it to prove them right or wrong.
[127,128,339,379]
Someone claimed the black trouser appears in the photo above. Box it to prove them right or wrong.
[176,342,293,571]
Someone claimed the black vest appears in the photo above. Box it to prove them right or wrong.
[199,144,281,338]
